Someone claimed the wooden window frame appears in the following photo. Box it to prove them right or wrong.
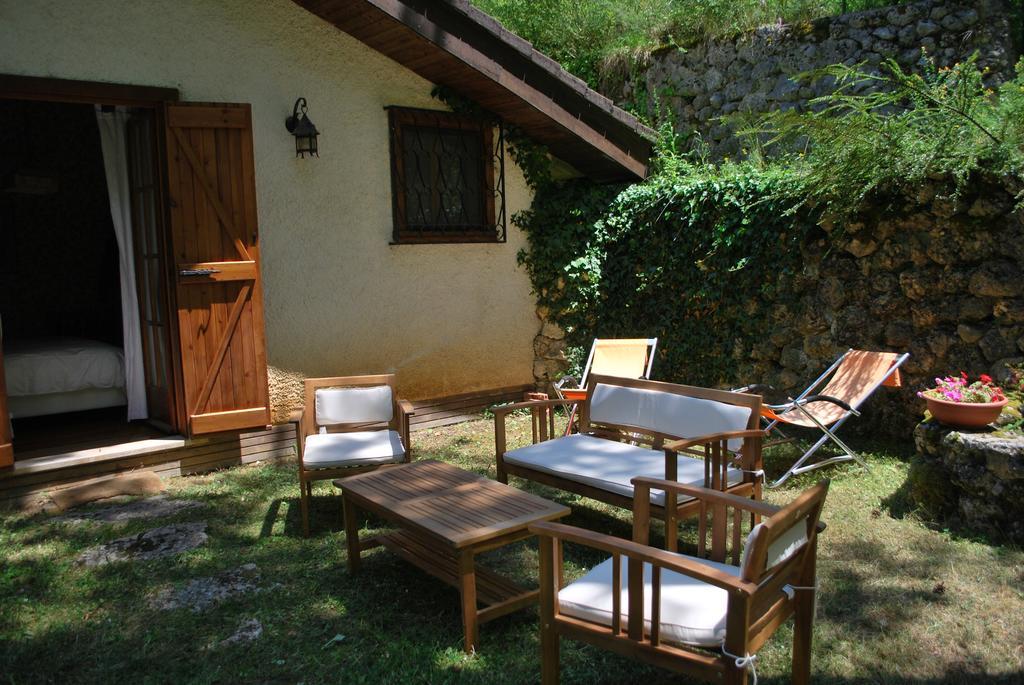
[387,106,499,245]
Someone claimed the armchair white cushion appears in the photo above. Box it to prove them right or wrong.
[302,430,405,469]
[315,386,394,425]
[558,552,741,647]
[503,434,742,506]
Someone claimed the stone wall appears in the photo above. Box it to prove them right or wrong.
[613,0,1019,157]
[531,173,1024,434]
[747,174,1023,432]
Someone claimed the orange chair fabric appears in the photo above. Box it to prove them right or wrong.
[770,350,901,428]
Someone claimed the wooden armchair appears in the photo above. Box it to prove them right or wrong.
[530,477,829,684]
[297,374,414,537]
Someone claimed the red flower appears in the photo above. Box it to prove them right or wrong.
[980,374,993,384]
[960,371,968,379]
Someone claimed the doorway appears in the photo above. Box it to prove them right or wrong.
[0,92,178,461]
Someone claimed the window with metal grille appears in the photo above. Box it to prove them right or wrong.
[387,107,505,244]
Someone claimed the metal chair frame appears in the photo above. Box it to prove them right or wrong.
[741,349,910,488]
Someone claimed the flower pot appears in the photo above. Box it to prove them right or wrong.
[924,396,1008,429]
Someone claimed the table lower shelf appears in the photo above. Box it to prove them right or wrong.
[374,530,539,621]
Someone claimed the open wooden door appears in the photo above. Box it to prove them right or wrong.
[164,103,270,436]
[0,337,12,468]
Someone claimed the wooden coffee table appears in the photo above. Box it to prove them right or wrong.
[338,460,570,653]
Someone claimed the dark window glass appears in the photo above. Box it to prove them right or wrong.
[388,107,503,243]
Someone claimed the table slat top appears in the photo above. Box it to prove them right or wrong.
[340,460,570,548]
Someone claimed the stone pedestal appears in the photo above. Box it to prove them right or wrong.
[912,421,1024,542]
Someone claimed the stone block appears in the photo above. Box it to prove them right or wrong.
[886,7,916,27]
[539,321,565,340]
[845,236,878,257]
[979,328,1021,362]
[704,67,724,91]
[957,323,984,344]
[969,262,1023,297]
[959,297,992,321]
[926,331,955,359]
[994,300,1024,324]
[884,321,913,348]
[780,345,808,370]
[898,270,928,300]
[872,26,896,41]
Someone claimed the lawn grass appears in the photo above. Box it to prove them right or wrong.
[1,415,1022,684]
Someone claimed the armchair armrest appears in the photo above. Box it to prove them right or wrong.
[396,399,414,460]
[663,429,766,453]
[494,398,573,482]
[632,477,781,517]
[492,397,572,418]
[529,520,756,594]
[297,407,310,458]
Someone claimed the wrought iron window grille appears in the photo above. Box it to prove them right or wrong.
[387,106,506,244]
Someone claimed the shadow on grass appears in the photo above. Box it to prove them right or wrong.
[880,459,1020,549]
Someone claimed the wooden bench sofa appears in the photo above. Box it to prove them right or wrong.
[494,375,764,523]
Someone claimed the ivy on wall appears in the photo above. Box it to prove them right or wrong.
[516,162,813,385]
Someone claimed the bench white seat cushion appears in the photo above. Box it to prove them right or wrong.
[559,553,740,647]
[502,434,741,506]
[302,430,405,469]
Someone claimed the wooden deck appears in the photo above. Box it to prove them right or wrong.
[0,384,533,509]
[409,384,531,431]
[0,423,296,509]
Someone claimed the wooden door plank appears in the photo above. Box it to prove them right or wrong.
[198,126,227,414]
[170,126,250,261]
[221,127,248,409]
[239,121,269,413]
[191,284,251,416]
[189,407,269,434]
[167,105,249,129]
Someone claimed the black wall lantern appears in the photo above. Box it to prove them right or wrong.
[285,97,319,158]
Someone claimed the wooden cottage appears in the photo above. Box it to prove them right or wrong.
[0,0,652,506]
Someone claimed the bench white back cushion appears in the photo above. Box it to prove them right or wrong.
[315,385,393,426]
[589,383,752,450]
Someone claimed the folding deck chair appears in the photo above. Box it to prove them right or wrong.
[552,338,657,435]
[737,349,909,488]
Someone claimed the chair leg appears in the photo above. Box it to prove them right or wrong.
[300,475,311,538]
[792,595,814,685]
[540,620,560,685]
[723,663,749,685]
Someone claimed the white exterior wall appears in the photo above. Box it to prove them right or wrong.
[0,0,539,418]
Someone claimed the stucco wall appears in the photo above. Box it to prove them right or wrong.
[0,0,539,419]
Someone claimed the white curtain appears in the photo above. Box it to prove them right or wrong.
[95,106,148,421]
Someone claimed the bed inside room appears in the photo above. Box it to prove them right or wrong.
[1,100,167,460]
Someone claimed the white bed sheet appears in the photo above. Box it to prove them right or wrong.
[3,337,127,398]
